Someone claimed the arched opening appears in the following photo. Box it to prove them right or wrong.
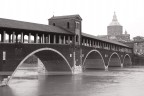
[8,48,72,84]
[108,52,121,68]
[83,50,105,70]
[123,54,132,66]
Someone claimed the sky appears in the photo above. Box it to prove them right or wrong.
[0,0,144,39]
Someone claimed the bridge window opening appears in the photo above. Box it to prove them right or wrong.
[93,41,95,47]
[56,35,59,44]
[83,38,85,46]
[50,34,54,43]
[17,34,21,43]
[31,35,34,43]
[109,44,110,50]
[102,43,105,49]
[8,34,11,43]
[65,36,69,44]
[24,35,28,43]
[67,22,70,29]
[87,39,89,46]
[45,36,48,43]
[91,40,93,47]
[38,35,40,43]
[84,38,86,46]
[61,35,65,44]
[97,42,99,47]
[40,35,43,43]
[0,34,1,42]
[99,42,102,48]
[69,36,73,44]
[95,41,97,47]
[4,32,8,43]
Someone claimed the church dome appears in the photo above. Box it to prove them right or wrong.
[109,12,121,26]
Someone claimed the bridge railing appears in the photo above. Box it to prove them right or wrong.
[0,30,74,46]
[81,37,132,54]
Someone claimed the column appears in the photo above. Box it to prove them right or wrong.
[12,32,15,43]
[42,34,44,43]
[28,33,31,43]
[63,36,66,44]
[59,35,61,44]
[68,36,70,44]
[2,31,6,43]
[54,35,56,44]
[21,32,24,43]
[1,31,6,43]
[48,34,50,44]
[35,33,38,43]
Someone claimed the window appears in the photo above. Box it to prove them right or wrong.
[67,22,70,29]
[53,23,55,26]
[76,35,78,42]
[76,22,80,29]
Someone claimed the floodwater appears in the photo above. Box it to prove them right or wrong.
[1,66,144,96]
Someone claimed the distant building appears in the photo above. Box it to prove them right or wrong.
[98,12,130,42]
[107,12,123,36]
[133,36,144,41]
[132,36,144,55]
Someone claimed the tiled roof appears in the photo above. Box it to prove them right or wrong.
[82,32,129,47]
[0,18,73,34]
[49,14,82,20]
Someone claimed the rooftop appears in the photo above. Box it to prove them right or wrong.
[0,18,73,34]
[49,14,82,20]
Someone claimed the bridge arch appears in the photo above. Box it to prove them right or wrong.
[8,48,72,83]
[107,52,121,68]
[123,54,132,66]
[83,49,106,70]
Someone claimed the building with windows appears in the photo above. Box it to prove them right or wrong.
[97,12,130,42]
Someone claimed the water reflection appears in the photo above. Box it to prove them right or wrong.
[1,66,144,96]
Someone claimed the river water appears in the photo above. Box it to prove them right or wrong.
[1,66,144,96]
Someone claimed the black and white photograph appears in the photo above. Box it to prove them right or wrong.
[0,0,144,96]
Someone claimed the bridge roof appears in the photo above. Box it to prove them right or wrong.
[82,33,129,47]
[0,18,73,34]
[49,14,82,20]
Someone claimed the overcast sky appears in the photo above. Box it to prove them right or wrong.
[0,0,144,39]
